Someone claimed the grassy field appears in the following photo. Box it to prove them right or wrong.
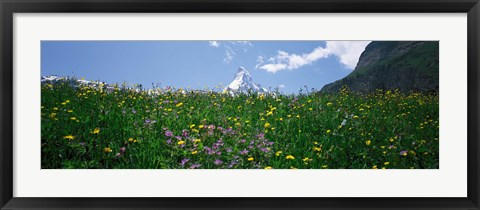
[41,81,439,169]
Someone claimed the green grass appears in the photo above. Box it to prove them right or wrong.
[41,81,439,169]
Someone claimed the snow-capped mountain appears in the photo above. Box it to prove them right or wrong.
[41,75,161,95]
[41,75,104,86]
[41,75,61,83]
[224,67,269,94]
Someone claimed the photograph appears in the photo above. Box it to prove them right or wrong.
[40,40,439,169]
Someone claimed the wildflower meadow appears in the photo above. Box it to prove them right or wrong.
[41,81,439,169]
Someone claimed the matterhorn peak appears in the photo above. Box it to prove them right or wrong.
[224,66,269,95]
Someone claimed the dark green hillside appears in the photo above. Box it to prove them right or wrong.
[321,41,439,93]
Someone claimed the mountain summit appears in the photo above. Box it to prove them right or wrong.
[224,67,269,94]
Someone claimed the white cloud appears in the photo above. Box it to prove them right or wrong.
[223,46,235,63]
[231,41,253,46]
[258,41,371,73]
[210,41,254,63]
[326,41,372,69]
[255,56,264,69]
[209,41,220,48]
[259,63,288,73]
[278,84,286,89]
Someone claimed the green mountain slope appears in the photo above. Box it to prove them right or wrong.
[321,41,439,93]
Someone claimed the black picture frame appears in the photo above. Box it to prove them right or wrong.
[1,0,479,209]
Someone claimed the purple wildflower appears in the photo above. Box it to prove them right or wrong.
[400,150,408,156]
[182,130,189,137]
[180,158,190,167]
[228,160,238,168]
[256,133,265,139]
[165,130,174,137]
[214,159,223,165]
[189,164,202,169]
[240,149,249,155]
[120,147,126,153]
[144,119,157,125]
[204,146,215,155]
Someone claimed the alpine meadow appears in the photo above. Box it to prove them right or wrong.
[41,41,439,169]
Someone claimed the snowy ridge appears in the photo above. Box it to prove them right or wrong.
[224,67,269,94]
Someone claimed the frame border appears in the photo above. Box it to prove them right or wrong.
[1,0,479,209]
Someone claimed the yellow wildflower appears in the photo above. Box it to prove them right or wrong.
[264,166,272,169]
[103,147,112,153]
[92,127,100,134]
[365,140,371,145]
[128,138,134,143]
[286,155,295,160]
[177,140,186,145]
[275,151,282,156]
[247,157,254,161]
[264,122,271,128]
[176,102,183,107]
[63,135,75,140]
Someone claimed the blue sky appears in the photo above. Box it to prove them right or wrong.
[41,41,371,94]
